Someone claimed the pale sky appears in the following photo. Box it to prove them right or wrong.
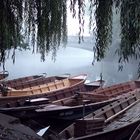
[67,0,91,36]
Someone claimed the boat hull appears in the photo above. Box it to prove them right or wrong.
[74,120,140,140]
[0,75,86,105]
[34,99,116,121]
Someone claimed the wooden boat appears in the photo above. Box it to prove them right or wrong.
[33,82,122,121]
[45,90,140,140]
[3,75,68,90]
[35,98,116,121]
[84,79,105,90]
[0,70,9,80]
[0,98,50,121]
[0,94,115,121]
[79,80,140,102]
[2,79,140,121]
[0,97,50,111]
[48,79,140,106]
[0,74,87,105]
[1,73,46,89]
[129,123,140,140]
[0,79,107,122]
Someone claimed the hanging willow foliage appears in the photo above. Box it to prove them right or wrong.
[35,0,67,60]
[116,0,140,62]
[70,0,139,62]
[0,0,67,63]
[85,0,140,75]
[89,0,113,61]
[0,0,140,75]
[113,0,140,76]
[69,0,85,42]
[0,0,23,64]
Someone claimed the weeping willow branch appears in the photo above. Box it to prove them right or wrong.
[113,0,140,76]
[70,0,85,42]
[116,0,140,63]
[0,0,140,76]
[35,0,67,61]
[90,0,113,61]
[0,0,67,63]
[0,0,23,64]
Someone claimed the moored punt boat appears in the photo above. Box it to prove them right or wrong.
[79,80,140,102]
[47,90,140,140]
[0,96,115,125]
[0,70,9,80]
[3,75,68,90]
[84,79,105,91]
[0,97,50,112]
[0,79,138,121]
[0,79,106,121]
[1,74,46,89]
[0,74,87,105]
[7,93,116,121]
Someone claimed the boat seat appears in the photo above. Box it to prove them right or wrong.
[63,79,70,87]
[47,82,57,91]
[55,80,65,89]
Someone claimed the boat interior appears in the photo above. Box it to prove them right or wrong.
[4,76,66,90]
[4,75,42,86]
[0,78,84,97]
[58,90,140,139]
[81,80,140,101]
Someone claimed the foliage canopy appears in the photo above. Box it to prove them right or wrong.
[0,0,140,75]
[0,0,67,63]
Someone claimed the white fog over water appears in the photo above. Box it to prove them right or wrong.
[3,35,138,86]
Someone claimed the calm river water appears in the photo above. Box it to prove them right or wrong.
[2,36,139,86]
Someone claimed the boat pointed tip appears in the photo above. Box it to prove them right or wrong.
[71,74,87,80]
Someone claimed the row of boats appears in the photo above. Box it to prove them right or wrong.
[0,72,140,139]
